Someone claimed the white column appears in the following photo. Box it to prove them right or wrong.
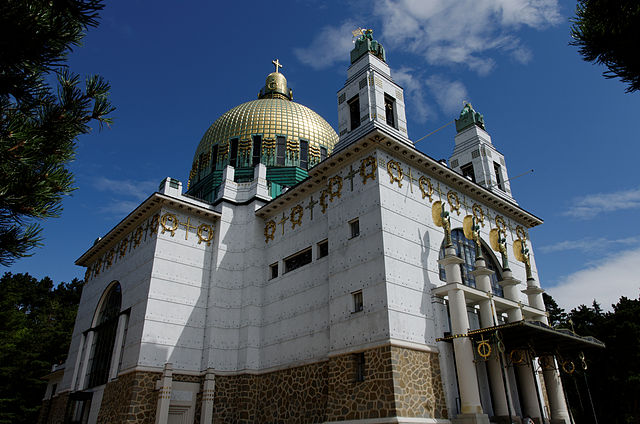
[155,363,173,424]
[200,368,215,424]
[439,247,489,423]
[108,313,128,381]
[471,259,514,419]
[77,330,94,390]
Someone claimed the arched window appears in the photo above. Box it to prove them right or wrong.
[438,229,504,297]
[87,282,121,388]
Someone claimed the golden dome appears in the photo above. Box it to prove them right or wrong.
[193,97,338,165]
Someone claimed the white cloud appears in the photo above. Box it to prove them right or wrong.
[393,67,434,123]
[564,187,640,219]
[293,21,357,70]
[426,75,468,115]
[374,0,560,73]
[547,247,640,311]
[93,177,157,202]
[539,236,640,254]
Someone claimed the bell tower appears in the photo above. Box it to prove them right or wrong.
[334,29,410,151]
[449,104,516,203]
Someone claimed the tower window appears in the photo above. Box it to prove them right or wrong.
[349,218,360,239]
[252,135,262,167]
[300,139,309,169]
[276,136,286,166]
[493,162,504,191]
[460,163,475,183]
[229,138,239,168]
[348,95,360,131]
[384,94,396,128]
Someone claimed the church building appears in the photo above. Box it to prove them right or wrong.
[39,30,601,424]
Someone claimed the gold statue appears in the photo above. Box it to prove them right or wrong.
[432,200,452,247]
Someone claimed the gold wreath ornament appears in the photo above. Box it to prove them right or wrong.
[387,160,403,187]
[418,176,433,202]
[472,204,485,227]
[197,224,214,245]
[510,349,526,365]
[119,237,129,258]
[106,249,115,267]
[477,339,492,359]
[562,360,575,374]
[290,205,303,229]
[495,215,506,232]
[264,220,276,243]
[160,213,179,237]
[149,214,160,234]
[515,225,527,241]
[359,156,377,184]
[327,175,343,202]
[133,226,144,247]
[447,191,461,215]
[319,188,329,213]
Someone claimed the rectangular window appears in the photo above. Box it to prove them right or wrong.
[300,139,309,169]
[276,136,286,166]
[493,162,504,191]
[349,218,360,239]
[269,262,278,280]
[354,352,365,382]
[252,135,262,167]
[460,163,475,183]
[317,239,328,258]
[284,248,312,273]
[229,138,239,168]
[211,145,218,171]
[348,95,360,131]
[352,290,363,313]
[320,146,327,162]
[384,93,396,128]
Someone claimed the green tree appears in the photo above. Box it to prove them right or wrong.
[570,0,640,92]
[542,292,567,327]
[0,0,114,266]
[0,272,82,424]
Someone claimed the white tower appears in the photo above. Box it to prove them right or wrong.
[335,29,410,151]
[449,104,516,203]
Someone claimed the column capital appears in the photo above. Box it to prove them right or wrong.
[498,275,521,288]
[470,265,495,278]
[438,254,464,266]
[522,286,544,295]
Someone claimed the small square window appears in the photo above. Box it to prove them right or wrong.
[354,352,365,382]
[317,239,328,258]
[349,219,360,239]
[352,290,363,313]
[269,263,278,280]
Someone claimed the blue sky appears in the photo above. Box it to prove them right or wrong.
[7,0,640,311]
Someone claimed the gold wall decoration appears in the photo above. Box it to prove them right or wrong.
[133,226,144,247]
[495,215,506,232]
[94,258,102,276]
[472,204,485,227]
[418,176,433,202]
[150,214,160,234]
[447,191,461,215]
[278,213,288,235]
[160,213,179,237]
[319,188,329,213]
[432,201,443,227]
[119,237,129,258]
[84,268,91,282]
[106,249,114,267]
[515,225,527,241]
[197,224,214,245]
[359,155,377,184]
[386,160,403,187]
[327,175,343,202]
[264,220,276,243]
[290,205,303,229]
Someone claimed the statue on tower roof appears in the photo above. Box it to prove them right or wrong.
[455,102,485,133]
[350,28,386,64]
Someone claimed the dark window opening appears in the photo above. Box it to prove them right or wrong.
[438,229,503,296]
[353,290,363,313]
[320,146,327,162]
[317,239,328,258]
[87,283,122,388]
[276,136,286,166]
[269,263,278,280]
[300,139,309,169]
[229,138,239,168]
[211,145,219,171]
[354,352,365,382]
[349,219,360,239]
[252,135,262,167]
[493,162,504,191]
[284,248,312,273]
[384,94,396,128]
[460,163,475,183]
[348,95,360,131]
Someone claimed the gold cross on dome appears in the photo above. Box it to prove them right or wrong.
[272,58,283,73]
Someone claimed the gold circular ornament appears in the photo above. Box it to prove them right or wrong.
[290,205,303,229]
[472,204,485,227]
[359,156,377,184]
[327,175,343,202]
[197,224,214,245]
[160,213,179,236]
[264,220,276,243]
[432,201,444,227]
[447,191,461,215]
[477,340,492,359]
[510,349,526,365]
[418,176,433,202]
[562,360,575,374]
[386,160,403,187]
